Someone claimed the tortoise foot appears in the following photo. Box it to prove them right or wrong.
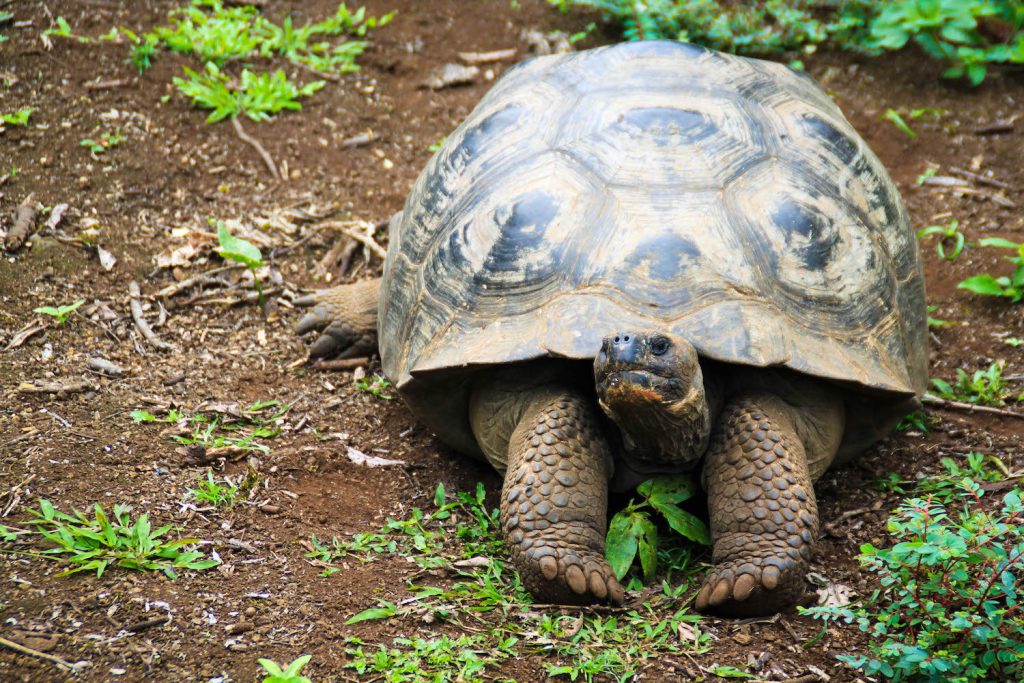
[294,278,380,359]
[695,534,806,616]
[514,536,624,605]
[499,389,623,605]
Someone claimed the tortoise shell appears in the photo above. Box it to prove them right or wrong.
[378,40,926,453]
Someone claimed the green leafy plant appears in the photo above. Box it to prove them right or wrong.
[931,361,1015,406]
[917,219,965,260]
[258,654,313,683]
[895,409,930,432]
[927,304,956,328]
[884,108,917,138]
[1,107,34,127]
[868,0,1024,84]
[548,1,1024,84]
[606,475,710,582]
[79,129,125,155]
[959,237,1024,302]
[132,401,289,454]
[354,373,394,399]
[41,16,90,42]
[133,1,390,122]
[18,500,219,578]
[1005,337,1024,347]
[803,483,1024,682]
[0,10,11,43]
[918,451,1009,502]
[173,64,325,123]
[215,221,266,304]
[186,470,242,507]
[33,299,85,324]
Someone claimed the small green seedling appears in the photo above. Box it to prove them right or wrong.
[895,409,929,432]
[258,654,313,683]
[79,130,125,155]
[22,499,219,578]
[1005,338,1024,347]
[883,108,916,139]
[931,361,1014,407]
[606,474,709,582]
[915,166,937,185]
[926,305,954,328]
[917,219,964,260]
[354,373,394,399]
[958,237,1024,302]
[33,299,85,324]
[186,471,242,508]
[1,107,34,127]
[216,221,265,305]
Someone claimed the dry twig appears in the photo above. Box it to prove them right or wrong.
[129,281,176,351]
[922,394,1024,420]
[0,635,87,672]
[155,265,241,298]
[231,116,280,181]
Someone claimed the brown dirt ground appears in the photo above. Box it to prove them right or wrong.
[2,1,1023,681]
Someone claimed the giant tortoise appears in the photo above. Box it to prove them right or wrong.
[295,40,927,616]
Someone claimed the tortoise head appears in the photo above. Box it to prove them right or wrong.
[594,331,710,470]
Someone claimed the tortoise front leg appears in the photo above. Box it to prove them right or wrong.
[294,277,380,359]
[499,389,625,605]
[696,392,842,616]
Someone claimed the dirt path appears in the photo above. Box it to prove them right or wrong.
[2,1,1023,681]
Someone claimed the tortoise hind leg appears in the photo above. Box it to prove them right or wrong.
[696,392,843,616]
[294,277,380,359]
[471,377,624,605]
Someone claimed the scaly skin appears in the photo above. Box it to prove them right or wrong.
[294,277,380,359]
[501,390,624,605]
[697,394,818,616]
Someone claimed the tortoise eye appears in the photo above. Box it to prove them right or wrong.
[650,337,671,356]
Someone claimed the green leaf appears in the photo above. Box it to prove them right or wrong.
[434,483,446,508]
[656,503,711,545]
[977,237,1021,250]
[216,222,263,268]
[345,601,398,624]
[637,515,657,581]
[605,511,641,580]
[958,274,1007,297]
[639,474,698,505]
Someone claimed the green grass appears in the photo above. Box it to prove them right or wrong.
[312,483,714,681]
[2,500,219,578]
[547,0,1024,84]
[131,400,290,454]
[137,1,391,122]
[931,361,1019,407]
[186,470,243,508]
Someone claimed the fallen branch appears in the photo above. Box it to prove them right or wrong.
[5,192,39,251]
[922,393,1024,420]
[311,357,370,371]
[129,281,176,351]
[231,116,280,181]
[0,635,88,672]
[83,78,131,91]
[17,379,93,395]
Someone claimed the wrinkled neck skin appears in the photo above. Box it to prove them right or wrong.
[597,361,714,471]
